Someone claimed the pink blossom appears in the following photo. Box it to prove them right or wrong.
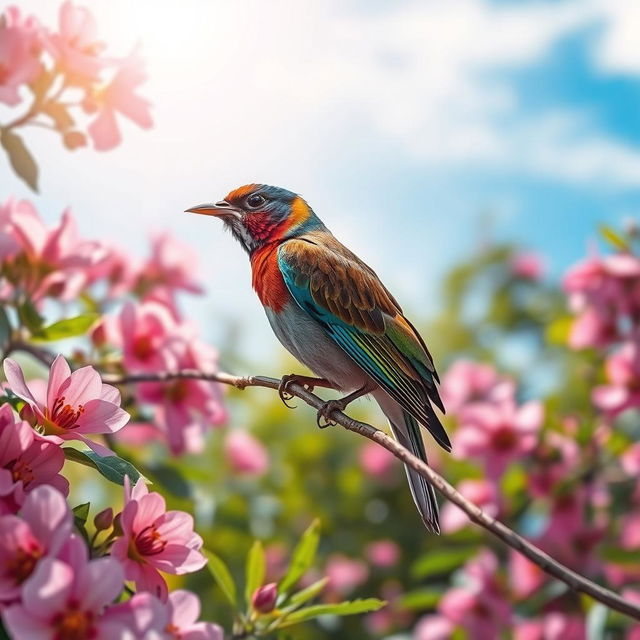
[514,613,586,640]
[511,251,545,280]
[119,301,180,372]
[4,354,129,456]
[325,554,368,596]
[441,479,499,533]
[622,443,640,476]
[509,550,544,599]
[414,615,455,640]
[224,429,269,476]
[0,199,106,301]
[166,590,223,639]
[564,253,640,349]
[111,477,207,601]
[0,404,68,514]
[3,534,124,640]
[137,232,203,315]
[365,540,400,568]
[440,360,514,415]
[360,441,396,477]
[529,431,580,498]
[593,340,640,415]
[46,1,104,80]
[454,400,543,479]
[137,329,226,456]
[0,6,42,106]
[87,243,139,299]
[0,485,72,602]
[437,550,512,638]
[86,48,152,151]
[99,591,169,638]
[252,583,278,614]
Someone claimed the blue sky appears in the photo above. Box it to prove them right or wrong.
[2,0,639,364]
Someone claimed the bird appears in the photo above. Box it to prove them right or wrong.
[186,184,450,532]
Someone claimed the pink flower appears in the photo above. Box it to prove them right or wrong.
[0,6,42,106]
[0,404,68,514]
[87,243,139,299]
[360,441,396,477]
[622,443,640,476]
[137,330,226,456]
[365,540,400,568]
[252,583,278,614]
[166,590,223,639]
[119,301,180,372]
[509,550,544,599]
[564,253,640,348]
[3,534,124,640]
[224,429,269,476]
[325,554,368,596]
[0,485,72,602]
[0,199,106,301]
[137,232,203,315]
[441,479,499,533]
[593,339,640,415]
[511,252,544,280]
[414,615,455,640]
[437,550,512,638]
[440,360,514,415]
[111,477,207,601]
[529,431,580,498]
[514,613,586,640]
[454,400,543,479]
[46,0,104,80]
[100,592,169,638]
[86,48,152,151]
[4,354,129,456]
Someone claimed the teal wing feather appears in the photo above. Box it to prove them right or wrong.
[278,235,450,452]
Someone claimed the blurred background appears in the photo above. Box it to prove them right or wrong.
[2,1,640,638]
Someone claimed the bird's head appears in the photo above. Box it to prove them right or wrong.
[186,184,322,253]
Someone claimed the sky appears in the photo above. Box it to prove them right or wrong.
[2,0,640,366]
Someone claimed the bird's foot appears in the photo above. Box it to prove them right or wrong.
[278,375,334,409]
[316,399,347,429]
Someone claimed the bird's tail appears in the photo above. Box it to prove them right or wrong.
[374,391,440,533]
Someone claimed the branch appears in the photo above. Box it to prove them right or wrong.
[102,369,640,621]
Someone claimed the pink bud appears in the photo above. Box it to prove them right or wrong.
[252,583,278,614]
[93,507,113,531]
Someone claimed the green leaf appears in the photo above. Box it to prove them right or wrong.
[599,224,629,251]
[63,448,143,486]
[146,464,192,499]
[600,547,640,566]
[0,306,11,349]
[32,314,98,342]
[280,519,320,594]
[278,599,386,628]
[204,549,237,608]
[72,502,90,525]
[1,129,39,192]
[245,541,266,607]
[398,588,442,611]
[17,300,44,334]
[411,547,476,579]
[287,577,328,609]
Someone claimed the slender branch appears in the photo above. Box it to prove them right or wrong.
[102,368,640,621]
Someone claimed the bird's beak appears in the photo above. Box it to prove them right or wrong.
[185,200,241,218]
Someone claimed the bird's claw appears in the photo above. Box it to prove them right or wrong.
[278,375,297,409]
[316,399,344,429]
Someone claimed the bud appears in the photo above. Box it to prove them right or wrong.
[63,131,87,150]
[93,507,113,532]
[19,403,38,428]
[112,512,123,537]
[252,583,278,614]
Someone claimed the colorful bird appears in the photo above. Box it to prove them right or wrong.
[187,185,450,532]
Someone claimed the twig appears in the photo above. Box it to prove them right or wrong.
[101,369,640,621]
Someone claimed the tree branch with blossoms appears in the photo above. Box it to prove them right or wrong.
[98,367,640,623]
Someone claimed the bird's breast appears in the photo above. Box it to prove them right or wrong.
[250,244,289,312]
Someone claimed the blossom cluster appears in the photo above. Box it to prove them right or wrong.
[564,250,640,416]
[0,1,152,191]
[0,357,221,639]
[0,196,233,457]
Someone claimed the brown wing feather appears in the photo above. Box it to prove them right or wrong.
[283,233,400,335]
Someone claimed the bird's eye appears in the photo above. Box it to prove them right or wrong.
[246,194,266,209]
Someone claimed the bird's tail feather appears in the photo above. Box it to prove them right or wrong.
[374,392,440,532]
